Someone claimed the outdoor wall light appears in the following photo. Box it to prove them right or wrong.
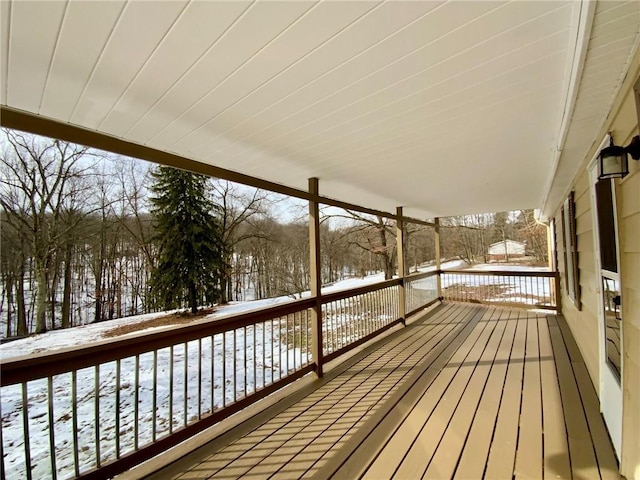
[598,134,640,180]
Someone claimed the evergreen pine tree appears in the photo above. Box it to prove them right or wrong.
[149,166,223,313]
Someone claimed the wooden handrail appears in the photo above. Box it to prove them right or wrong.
[441,269,556,278]
[320,278,400,304]
[405,270,439,281]
[0,297,315,386]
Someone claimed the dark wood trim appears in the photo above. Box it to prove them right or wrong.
[441,269,556,278]
[0,106,310,201]
[0,297,315,385]
[322,318,403,364]
[320,278,401,304]
[404,270,439,282]
[396,207,406,325]
[309,178,324,378]
[0,107,434,225]
[75,364,315,480]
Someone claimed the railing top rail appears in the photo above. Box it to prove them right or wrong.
[405,270,439,281]
[0,297,315,386]
[320,278,400,304]
[441,269,557,278]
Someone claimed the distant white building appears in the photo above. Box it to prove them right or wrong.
[488,240,526,261]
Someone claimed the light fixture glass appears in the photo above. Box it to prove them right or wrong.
[598,144,629,180]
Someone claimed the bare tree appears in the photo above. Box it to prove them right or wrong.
[324,210,397,280]
[211,181,272,303]
[0,130,95,333]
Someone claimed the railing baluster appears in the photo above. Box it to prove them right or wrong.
[22,382,32,480]
[134,355,139,450]
[270,320,274,385]
[115,360,121,456]
[233,329,238,401]
[198,338,202,420]
[262,322,266,389]
[168,347,174,433]
[94,366,100,470]
[152,351,157,442]
[72,371,79,477]
[48,376,57,478]
[211,336,215,412]
[183,343,188,428]
[244,326,247,398]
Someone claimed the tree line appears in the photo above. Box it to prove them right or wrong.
[0,132,432,337]
[0,130,546,338]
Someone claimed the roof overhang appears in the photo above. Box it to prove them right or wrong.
[2,0,638,220]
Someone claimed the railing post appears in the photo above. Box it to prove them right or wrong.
[554,271,563,314]
[308,178,323,378]
[396,207,406,325]
[435,217,442,298]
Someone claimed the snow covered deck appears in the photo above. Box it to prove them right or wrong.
[140,302,619,480]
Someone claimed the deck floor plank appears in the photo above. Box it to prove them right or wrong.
[548,318,602,479]
[538,315,572,480]
[484,308,528,479]
[315,305,485,480]
[514,312,544,479]
[423,307,509,479]
[145,303,620,480]
[389,308,499,479]
[453,307,517,479]
[356,307,489,479]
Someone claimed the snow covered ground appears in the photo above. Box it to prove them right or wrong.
[1,259,546,479]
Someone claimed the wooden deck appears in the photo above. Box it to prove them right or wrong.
[145,302,620,480]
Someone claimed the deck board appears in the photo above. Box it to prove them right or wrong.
[364,307,493,479]
[538,315,572,480]
[145,303,620,480]
[484,309,528,479]
[453,307,517,479]
[422,307,508,479]
[514,312,544,479]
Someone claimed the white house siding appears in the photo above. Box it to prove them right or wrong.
[488,240,526,256]
[553,49,640,479]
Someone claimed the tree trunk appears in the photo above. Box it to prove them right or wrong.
[16,268,27,336]
[189,282,198,314]
[61,242,73,329]
[34,258,48,334]
[4,274,13,337]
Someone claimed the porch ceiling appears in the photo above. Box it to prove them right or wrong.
[1,1,638,219]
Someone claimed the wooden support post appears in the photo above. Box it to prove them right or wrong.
[435,217,442,299]
[396,207,406,325]
[308,178,323,378]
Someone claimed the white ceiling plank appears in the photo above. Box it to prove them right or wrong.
[3,0,638,218]
[204,2,556,161]
[40,1,126,121]
[127,1,316,145]
[6,0,66,112]
[71,0,189,128]
[185,1,445,157]
[259,23,570,161]
[99,0,252,137]
[206,5,570,166]
[168,1,383,152]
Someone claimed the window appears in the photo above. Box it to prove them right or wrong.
[561,191,581,310]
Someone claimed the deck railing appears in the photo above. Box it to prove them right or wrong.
[0,268,554,479]
[440,269,559,310]
[321,279,402,363]
[0,299,316,480]
[405,271,439,317]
